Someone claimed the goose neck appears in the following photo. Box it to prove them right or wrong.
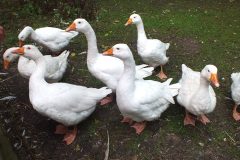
[29,29,38,41]
[29,29,48,47]
[83,27,99,63]
[29,57,47,86]
[18,56,28,67]
[136,21,147,40]
[199,76,210,90]
[118,56,136,92]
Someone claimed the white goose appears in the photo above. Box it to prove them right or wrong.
[125,13,170,79]
[18,26,78,53]
[3,46,69,82]
[231,73,240,121]
[13,46,112,145]
[103,44,180,134]
[66,18,154,104]
[177,64,219,126]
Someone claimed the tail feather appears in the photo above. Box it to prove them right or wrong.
[165,43,170,50]
[58,50,69,67]
[181,64,193,74]
[135,64,154,79]
[162,78,181,104]
[231,73,240,82]
[169,83,181,97]
[64,50,70,58]
[163,78,173,85]
[99,87,112,97]
[70,31,79,38]
[164,93,175,104]
[63,30,79,39]
[182,64,187,72]
[57,50,69,75]
[58,50,68,59]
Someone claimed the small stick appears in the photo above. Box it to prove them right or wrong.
[224,131,236,144]
[0,74,18,83]
[104,130,109,160]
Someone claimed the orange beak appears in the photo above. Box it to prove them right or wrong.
[125,18,133,26]
[103,48,113,55]
[210,73,220,87]
[66,22,76,32]
[3,60,10,70]
[13,47,25,55]
[18,40,24,47]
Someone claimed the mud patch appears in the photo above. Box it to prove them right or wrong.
[171,37,201,56]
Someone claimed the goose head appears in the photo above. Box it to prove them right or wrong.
[18,26,33,47]
[201,65,219,87]
[66,18,89,33]
[3,47,19,69]
[103,43,132,61]
[125,13,142,26]
[12,45,42,61]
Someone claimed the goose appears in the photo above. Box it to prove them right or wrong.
[231,73,240,121]
[18,26,78,53]
[103,44,180,134]
[4,46,69,82]
[65,18,154,105]
[125,13,170,80]
[177,64,219,126]
[12,45,112,145]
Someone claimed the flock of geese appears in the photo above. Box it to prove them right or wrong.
[1,13,240,145]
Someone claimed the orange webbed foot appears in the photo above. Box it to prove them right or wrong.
[131,122,146,135]
[100,95,113,106]
[197,114,210,125]
[233,104,240,121]
[184,112,196,126]
[63,126,77,145]
[157,71,167,80]
[55,124,68,134]
[121,116,133,125]
[156,66,167,80]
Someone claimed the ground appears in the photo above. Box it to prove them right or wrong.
[0,0,240,159]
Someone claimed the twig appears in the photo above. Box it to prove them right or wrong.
[224,131,236,145]
[0,72,8,75]
[79,51,87,55]
[104,130,109,160]
[0,74,18,83]
[0,96,16,101]
[225,96,233,101]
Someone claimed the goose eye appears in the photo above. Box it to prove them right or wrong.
[116,48,120,50]
[27,47,31,49]
[78,21,81,24]
[133,17,136,18]
[208,70,210,72]
[6,56,9,58]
